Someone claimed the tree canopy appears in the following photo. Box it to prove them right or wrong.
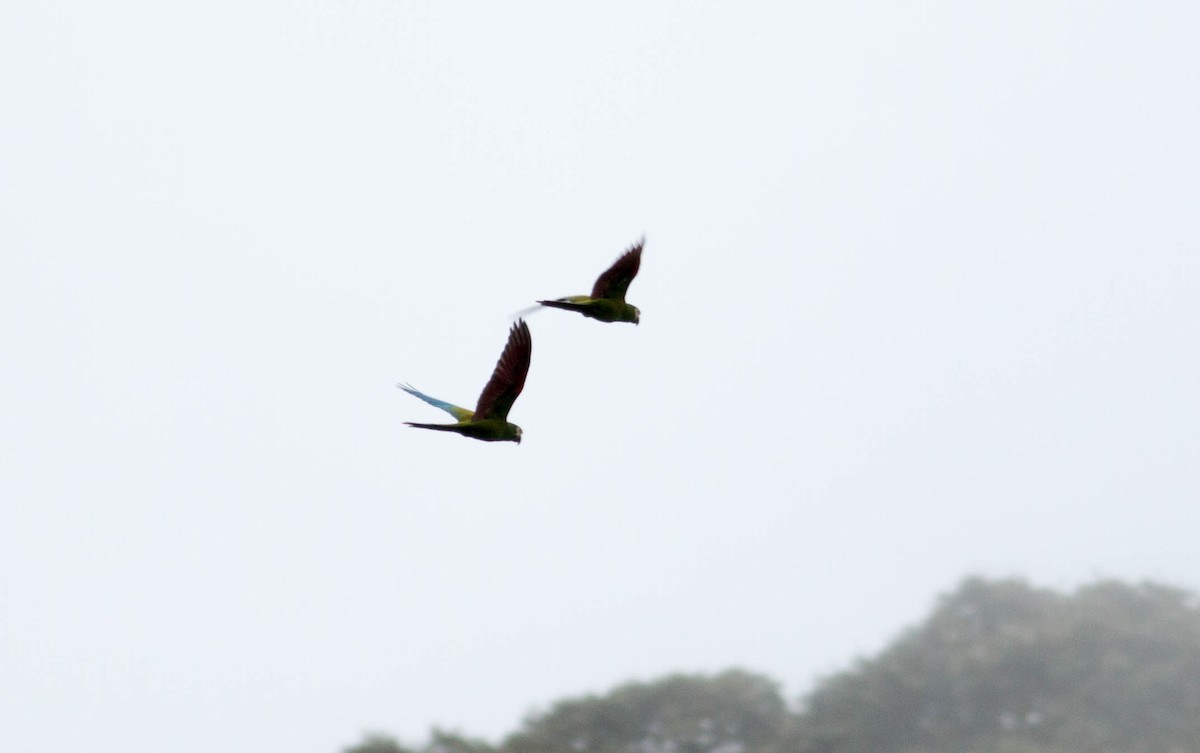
[793,577,1200,753]
[343,576,1200,753]
[501,669,789,753]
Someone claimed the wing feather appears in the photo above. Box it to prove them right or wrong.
[590,238,644,301]
[473,320,532,421]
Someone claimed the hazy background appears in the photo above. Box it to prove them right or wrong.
[2,2,1197,752]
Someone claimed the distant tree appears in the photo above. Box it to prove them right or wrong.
[501,669,790,753]
[344,733,415,753]
[343,729,493,753]
[340,577,1200,753]
[421,727,496,753]
[791,577,1200,753]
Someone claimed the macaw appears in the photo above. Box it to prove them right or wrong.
[537,238,643,324]
[398,320,532,443]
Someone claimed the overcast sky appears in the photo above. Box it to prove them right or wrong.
[2,2,1198,752]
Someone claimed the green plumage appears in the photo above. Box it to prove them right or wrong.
[398,320,532,444]
[403,418,522,442]
[538,239,643,325]
[537,296,640,324]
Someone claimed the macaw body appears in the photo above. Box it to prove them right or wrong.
[398,320,532,443]
[538,239,643,325]
[403,414,521,442]
[537,295,640,324]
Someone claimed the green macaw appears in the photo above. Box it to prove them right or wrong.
[538,239,643,324]
[397,320,532,443]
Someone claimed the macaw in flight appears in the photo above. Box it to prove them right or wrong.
[537,238,643,324]
[398,320,532,443]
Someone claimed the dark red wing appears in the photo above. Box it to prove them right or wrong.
[590,238,643,301]
[473,320,533,421]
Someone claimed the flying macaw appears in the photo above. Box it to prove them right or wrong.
[397,320,532,443]
[537,238,643,324]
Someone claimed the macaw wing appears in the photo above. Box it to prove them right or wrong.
[397,383,474,421]
[473,319,532,421]
[591,238,643,301]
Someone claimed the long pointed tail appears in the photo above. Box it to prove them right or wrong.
[537,299,590,314]
[404,422,462,433]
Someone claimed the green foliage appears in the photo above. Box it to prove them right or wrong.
[422,727,495,753]
[500,669,789,753]
[344,733,415,753]
[343,728,493,753]
[341,577,1200,753]
[793,577,1200,753]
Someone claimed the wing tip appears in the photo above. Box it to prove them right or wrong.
[510,317,532,346]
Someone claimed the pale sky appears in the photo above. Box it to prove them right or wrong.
[2,2,1198,752]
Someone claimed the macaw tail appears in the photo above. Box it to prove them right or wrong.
[404,422,462,433]
[537,299,591,314]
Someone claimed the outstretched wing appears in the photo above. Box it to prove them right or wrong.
[473,320,532,421]
[591,238,643,301]
[397,383,474,422]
